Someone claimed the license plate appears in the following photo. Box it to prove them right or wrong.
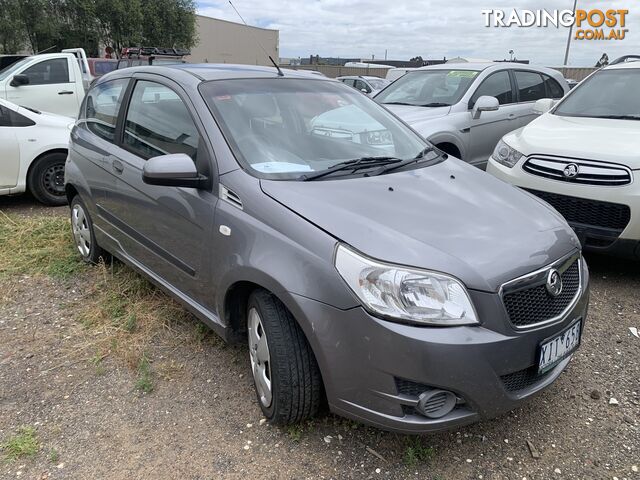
[538,320,582,373]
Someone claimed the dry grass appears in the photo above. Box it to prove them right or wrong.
[0,211,84,280]
[1,212,219,388]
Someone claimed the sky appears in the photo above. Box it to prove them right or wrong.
[196,0,637,66]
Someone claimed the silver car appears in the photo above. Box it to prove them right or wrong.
[375,63,568,169]
[65,64,588,433]
[337,75,390,96]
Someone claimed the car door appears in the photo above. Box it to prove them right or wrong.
[465,70,519,167]
[72,77,130,215]
[0,104,21,189]
[354,79,372,94]
[5,57,80,117]
[513,70,549,127]
[100,76,217,309]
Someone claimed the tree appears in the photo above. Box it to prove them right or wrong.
[18,0,61,53]
[95,0,143,56]
[140,0,197,48]
[0,0,25,53]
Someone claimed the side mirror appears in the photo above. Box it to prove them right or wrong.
[471,95,499,119]
[10,74,29,87]
[360,88,368,93]
[533,98,555,115]
[142,153,206,188]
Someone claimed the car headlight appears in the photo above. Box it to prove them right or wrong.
[364,129,393,145]
[491,139,523,168]
[334,245,478,326]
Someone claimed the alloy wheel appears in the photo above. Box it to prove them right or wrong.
[248,307,272,407]
[71,204,91,258]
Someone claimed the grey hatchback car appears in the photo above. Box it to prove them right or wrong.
[65,64,589,433]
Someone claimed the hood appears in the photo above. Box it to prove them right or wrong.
[383,104,451,124]
[261,159,579,292]
[509,113,640,169]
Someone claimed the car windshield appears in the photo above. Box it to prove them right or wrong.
[375,69,480,106]
[553,69,640,119]
[0,57,32,81]
[200,78,432,179]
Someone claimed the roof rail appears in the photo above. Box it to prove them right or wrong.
[121,47,191,58]
[609,55,640,65]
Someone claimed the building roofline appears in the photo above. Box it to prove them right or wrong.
[195,14,279,33]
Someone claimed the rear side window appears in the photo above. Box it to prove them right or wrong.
[470,71,513,106]
[543,75,565,98]
[0,105,35,127]
[123,80,199,161]
[84,78,128,142]
[515,71,546,102]
[21,58,69,85]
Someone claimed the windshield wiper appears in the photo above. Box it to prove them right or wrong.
[381,101,415,106]
[420,102,451,107]
[300,156,403,181]
[592,114,640,120]
[369,146,443,176]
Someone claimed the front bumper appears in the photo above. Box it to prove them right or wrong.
[487,158,640,259]
[284,261,590,434]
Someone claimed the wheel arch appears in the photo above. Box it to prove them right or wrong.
[25,148,68,192]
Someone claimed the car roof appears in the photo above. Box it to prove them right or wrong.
[605,61,640,70]
[134,63,328,81]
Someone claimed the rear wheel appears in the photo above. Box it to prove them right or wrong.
[70,195,106,264]
[27,152,68,206]
[247,290,323,424]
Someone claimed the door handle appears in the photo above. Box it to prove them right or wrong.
[507,113,517,120]
[58,90,74,95]
[111,159,124,174]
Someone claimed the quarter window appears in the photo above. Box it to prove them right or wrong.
[21,58,69,85]
[123,81,199,161]
[515,71,546,102]
[543,75,565,99]
[84,79,128,142]
[0,105,35,127]
[470,71,513,106]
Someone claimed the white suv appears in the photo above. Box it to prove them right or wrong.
[487,61,640,259]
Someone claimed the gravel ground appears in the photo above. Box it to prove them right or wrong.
[0,197,639,480]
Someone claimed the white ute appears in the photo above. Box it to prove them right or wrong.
[0,49,90,118]
[487,60,640,259]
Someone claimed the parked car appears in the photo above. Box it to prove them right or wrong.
[87,58,118,79]
[565,78,579,89]
[115,47,190,70]
[487,60,640,259]
[386,67,418,82]
[65,64,589,433]
[0,50,90,117]
[337,76,390,96]
[374,63,569,169]
[0,98,73,205]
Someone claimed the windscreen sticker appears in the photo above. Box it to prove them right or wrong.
[251,162,313,173]
[447,71,479,78]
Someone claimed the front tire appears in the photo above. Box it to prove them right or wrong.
[70,195,105,264]
[247,290,323,425]
[27,152,68,206]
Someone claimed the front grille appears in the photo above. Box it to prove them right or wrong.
[501,365,554,392]
[523,157,632,186]
[526,189,631,233]
[503,259,580,328]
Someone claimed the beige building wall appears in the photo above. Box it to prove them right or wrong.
[189,15,279,66]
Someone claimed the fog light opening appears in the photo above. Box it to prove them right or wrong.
[415,390,457,419]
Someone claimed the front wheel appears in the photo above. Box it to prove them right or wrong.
[247,290,323,425]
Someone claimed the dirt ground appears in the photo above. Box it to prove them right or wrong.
[0,195,638,480]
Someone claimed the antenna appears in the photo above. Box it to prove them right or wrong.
[228,1,284,77]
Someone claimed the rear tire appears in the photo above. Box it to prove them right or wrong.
[70,195,106,264]
[27,152,68,206]
[247,289,323,425]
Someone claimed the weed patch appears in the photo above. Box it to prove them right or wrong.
[1,426,39,461]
